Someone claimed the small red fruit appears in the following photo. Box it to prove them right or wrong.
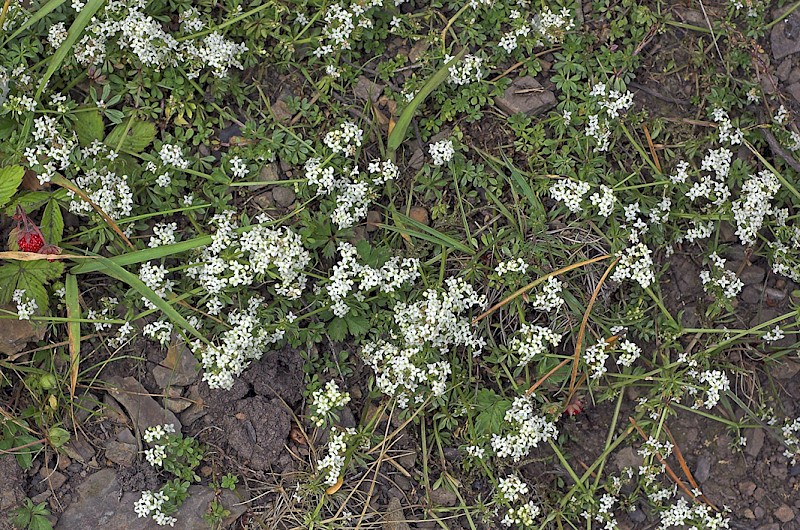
[564,396,585,417]
[11,205,59,255]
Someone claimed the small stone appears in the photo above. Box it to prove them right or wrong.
[741,285,762,305]
[272,186,296,208]
[31,491,51,505]
[772,10,800,60]
[407,148,424,171]
[38,467,67,491]
[355,76,384,103]
[429,488,458,507]
[495,76,556,116]
[771,358,800,380]
[755,506,766,518]
[101,394,129,424]
[152,343,200,389]
[744,508,756,519]
[765,287,787,302]
[740,265,766,285]
[787,81,800,105]
[0,305,46,354]
[778,58,794,81]
[614,446,643,472]
[164,387,191,413]
[73,392,101,423]
[753,487,766,501]
[179,384,207,426]
[746,428,765,458]
[116,428,136,445]
[366,210,382,232]
[776,505,795,523]
[259,163,280,183]
[694,455,711,483]
[409,206,429,226]
[104,440,137,467]
[739,480,757,496]
[272,99,293,124]
[62,434,96,464]
[383,497,410,530]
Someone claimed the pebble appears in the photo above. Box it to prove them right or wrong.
[775,505,795,523]
[745,428,765,458]
[693,455,711,483]
[741,285,762,305]
[739,265,766,285]
[428,488,458,507]
[366,210,382,232]
[739,480,757,496]
[409,206,429,226]
[755,506,766,518]
[495,76,556,116]
[272,186,296,208]
[743,508,756,519]
[104,441,137,467]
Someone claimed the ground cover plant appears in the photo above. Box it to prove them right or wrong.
[2,0,800,528]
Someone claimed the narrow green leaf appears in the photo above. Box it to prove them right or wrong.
[1,0,66,48]
[387,49,466,159]
[385,210,475,255]
[41,199,64,246]
[89,256,207,344]
[65,273,80,395]
[0,165,24,208]
[105,119,156,153]
[36,0,106,100]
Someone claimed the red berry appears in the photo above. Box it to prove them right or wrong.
[18,233,45,253]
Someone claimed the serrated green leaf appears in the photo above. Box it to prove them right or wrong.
[4,191,51,216]
[0,165,24,209]
[473,389,511,436]
[73,108,105,146]
[327,317,347,342]
[105,119,156,153]
[41,199,64,246]
[345,313,369,337]
[0,261,64,313]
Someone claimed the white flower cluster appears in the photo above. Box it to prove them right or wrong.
[24,114,78,184]
[361,277,484,407]
[589,185,616,217]
[429,139,455,166]
[191,300,285,390]
[142,319,173,346]
[134,490,176,527]
[149,222,178,248]
[393,277,486,354]
[657,497,730,530]
[74,0,247,78]
[143,423,175,443]
[711,108,743,145]
[143,424,176,468]
[159,144,189,170]
[491,395,559,461]
[688,369,730,409]
[682,220,714,243]
[12,289,37,320]
[699,252,743,300]
[324,121,364,157]
[584,339,610,380]
[616,338,642,367]
[447,54,484,85]
[782,417,800,464]
[497,7,575,53]
[762,326,785,343]
[774,104,789,125]
[139,262,174,310]
[686,147,732,205]
[47,22,68,48]
[187,213,310,313]
[68,165,134,220]
[87,296,118,332]
[306,125,396,229]
[495,258,528,277]
[731,170,780,246]
[610,243,655,289]
[309,381,351,427]
[312,0,381,58]
[585,83,634,152]
[770,226,800,282]
[361,341,452,408]
[510,324,562,367]
[529,277,564,311]
[318,426,355,486]
[549,179,590,213]
[496,474,541,528]
[326,241,419,317]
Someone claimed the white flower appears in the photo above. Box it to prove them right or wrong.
[446,54,483,85]
[148,222,177,248]
[611,243,655,289]
[47,22,68,48]
[12,289,37,320]
[491,395,558,461]
[549,179,590,213]
[429,139,455,166]
[309,381,351,427]
[159,144,189,169]
[589,185,616,217]
[510,324,562,367]
[762,326,784,343]
[495,258,528,276]
[229,156,249,178]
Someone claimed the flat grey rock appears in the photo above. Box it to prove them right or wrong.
[495,76,556,117]
[107,376,181,436]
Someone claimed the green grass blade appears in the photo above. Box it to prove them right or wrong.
[385,210,475,255]
[65,273,80,396]
[89,255,207,344]
[2,0,66,48]
[387,49,465,159]
[36,0,106,100]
